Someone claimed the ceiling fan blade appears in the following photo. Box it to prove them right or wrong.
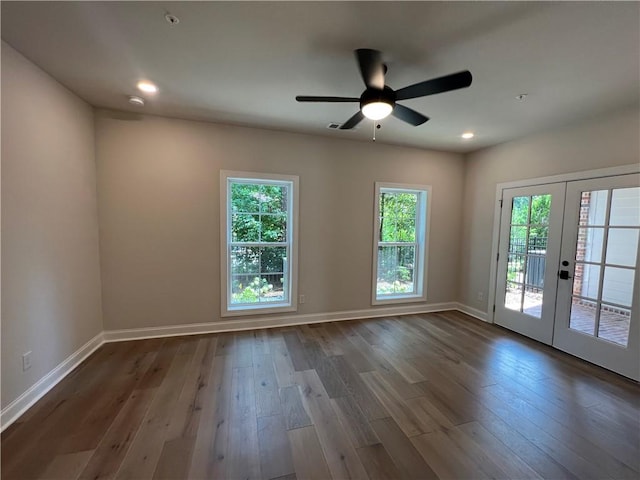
[339,111,365,130]
[356,49,385,90]
[392,104,429,126]
[395,70,472,101]
[296,96,360,102]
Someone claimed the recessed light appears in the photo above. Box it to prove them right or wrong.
[137,81,158,94]
[128,95,145,106]
[461,132,474,139]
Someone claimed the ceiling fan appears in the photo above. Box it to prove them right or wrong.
[296,49,472,130]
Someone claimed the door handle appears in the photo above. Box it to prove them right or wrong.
[559,270,572,280]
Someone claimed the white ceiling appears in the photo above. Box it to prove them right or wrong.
[2,1,638,153]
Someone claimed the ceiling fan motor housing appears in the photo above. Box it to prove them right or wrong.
[360,86,396,110]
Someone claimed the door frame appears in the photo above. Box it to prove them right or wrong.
[488,164,639,324]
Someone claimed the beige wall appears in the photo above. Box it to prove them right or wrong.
[459,107,640,313]
[1,42,103,408]
[95,110,465,330]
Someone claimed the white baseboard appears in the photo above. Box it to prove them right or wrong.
[1,332,104,432]
[102,302,459,342]
[2,301,483,432]
[454,302,490,323]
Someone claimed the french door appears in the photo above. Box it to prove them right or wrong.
[495,174,639,380]
[495,183,565,345]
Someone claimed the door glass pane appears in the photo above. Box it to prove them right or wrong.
[528,227,548,251]
[509,226,528,253]
[576,227,604,263]
[530,195,551,225]
[609,187,640,226]
[505,281,523,312]
[605,228,639,267]
[511,196,530,225]
[597,304,631,347]
[579,190,608,226]
[523,285,543,318]
[572,263,600,300]
[525,255,545,288]
[507,253,525,284]
[602,266,635,307]
[569,298,597,336]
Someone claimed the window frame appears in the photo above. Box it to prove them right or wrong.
[220,170,299,317]
[371,182,431,305]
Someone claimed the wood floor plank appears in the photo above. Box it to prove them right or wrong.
[114,341,194,480]
[78,387,157,480]
[457,421,544,479]
[371,345,426,383]
[251,328,271,356]
[331,395,380,448]
[411,427,493,480]
[287,426,332,480]
[253,353,282,417]
[361,371,431,437]
[165,337,215,441]
[369,417,438,480]
[187,352,233,480]
[476,384,612,480]
[40,450,94,480]
[269,331,298,387]
[234,333,254,368]
[280,385,312,430]
[227,365,261,480]
[152,436,195,480]
[296,370,370,479]
[311,325,345,356]
[4,313,639,480]
[257,415,295,480]
[330,355,388,421]
[282,331,311,371]
[324,323,376,373]
[356,443,403,480]
[474,406,579,480]
[302,338,348,398]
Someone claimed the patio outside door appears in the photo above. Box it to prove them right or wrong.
[495,174,640,380]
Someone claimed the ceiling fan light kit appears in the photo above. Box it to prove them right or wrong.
[296,48,472,131]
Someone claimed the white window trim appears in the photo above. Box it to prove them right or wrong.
[371,182,431,306]
[220,170,299,317]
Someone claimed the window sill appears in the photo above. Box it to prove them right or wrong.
[372,294,427,306]
[222,302,296,317]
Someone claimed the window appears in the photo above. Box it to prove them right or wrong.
[221,171,298,316]
[372,183,430,304]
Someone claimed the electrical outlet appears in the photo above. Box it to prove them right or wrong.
[22,351,32,371]
[299,294,305,304]
[477,291,484,301]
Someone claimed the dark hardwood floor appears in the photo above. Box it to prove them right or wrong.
[2,311,639,479]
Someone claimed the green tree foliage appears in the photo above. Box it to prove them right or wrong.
[230,182,288,303]
[377,192,418,292]
[510,195,550,238]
